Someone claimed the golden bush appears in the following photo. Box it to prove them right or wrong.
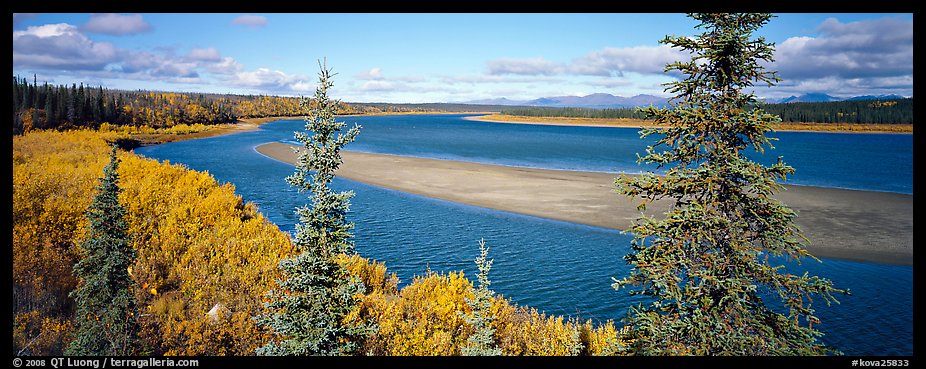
[13,128,625,356]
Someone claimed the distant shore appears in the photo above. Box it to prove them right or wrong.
[256,142,913,266]
[465,114,914,133]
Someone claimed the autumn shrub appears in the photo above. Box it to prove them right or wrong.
[352,269,626,356]
[13,128,625,356]
[13,130,114,354]
[13,129,295,355]
[355,271,473,355]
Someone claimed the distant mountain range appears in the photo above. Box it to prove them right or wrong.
[464,93,671,108]
[463,93,908,109]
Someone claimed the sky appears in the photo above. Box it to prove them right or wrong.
[11,13,914,103]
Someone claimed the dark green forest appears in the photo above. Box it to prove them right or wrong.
[501,99,913,124]
[11,76,520,134]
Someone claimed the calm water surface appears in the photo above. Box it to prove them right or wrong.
[135,114,912,355]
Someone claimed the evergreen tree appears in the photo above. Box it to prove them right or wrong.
[44,89,55,128]
[613,13,848,355]
[67,84,77,123]
[66,145,138,356]
[256,61,370,356]
[461,239,502,356]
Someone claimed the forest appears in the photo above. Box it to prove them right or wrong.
[500,98,913,124]
[11,76,515,135]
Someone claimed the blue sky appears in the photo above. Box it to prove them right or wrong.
[12,13,913,103]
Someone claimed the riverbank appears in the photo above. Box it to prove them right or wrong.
[256,142,912,266]
[465,114,914,133]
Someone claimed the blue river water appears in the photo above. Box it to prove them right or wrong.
[135,114,912,355]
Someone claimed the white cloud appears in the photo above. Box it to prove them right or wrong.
[360,80,396,91]
[228,67,311,94]
[585,78,633,88]
[486,45,687,78]
[231,15,267,28]
[357,67,383,80]
[13,23,120,70]
[186,47,221,62]
[290,81,314,92]
[568,45,686,77]
[442,75,562,85]
[487,57,562,76]
[207,57,243,74]
[81,13,152,36]
[773,16,912,80]
[13,20,317,96]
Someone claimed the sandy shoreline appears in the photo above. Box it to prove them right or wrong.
[255,142,912,266]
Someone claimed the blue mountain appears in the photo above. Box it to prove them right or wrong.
[846,94,906,101]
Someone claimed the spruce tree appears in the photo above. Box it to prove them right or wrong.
[256,61,370,356]
[461,239,502,356]
[613,13,847,355]
[66,145,138,356]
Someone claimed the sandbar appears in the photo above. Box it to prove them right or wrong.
[256,142,913,266]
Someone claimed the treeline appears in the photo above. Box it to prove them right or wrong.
[762,98,913,124]
[500,98,914,124]
[12,76,236,132]
[13,129,622,355]
[11,76,363,134]
[500,107,648,119]
[13,75,524,135]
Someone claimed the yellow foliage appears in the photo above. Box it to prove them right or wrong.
[13,128,626,356]
[491,299,582,355]
[578,319,626,355]
[13,311,73,356]
[337,254,399,295]
[356,272,474,355]
[13,129,295,355]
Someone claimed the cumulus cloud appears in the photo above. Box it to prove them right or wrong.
[13,23,120,70]
[773,16,912,80]
[355,67,425,84]
[487,57,562,76]
[231,15,267,28]
[81,13,152,36]
[13,20,316,95]
[14,22,250,85]
[486,45,687,78]
[186,47,221,62]
[121,51,200,78]
[360,80,396,91]
[441,74,563,85]
[356,67,383,80]
[207,57,243,74]
[756,16,913,98]
[568,45,686,77]
[227,67,311,94]
[352,79,449,95]
[586,78,633,88]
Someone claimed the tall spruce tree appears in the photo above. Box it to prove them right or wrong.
[613,13,847,355]
[461,239,502,356]
[256,61,370,356]
[66,145,138,356]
